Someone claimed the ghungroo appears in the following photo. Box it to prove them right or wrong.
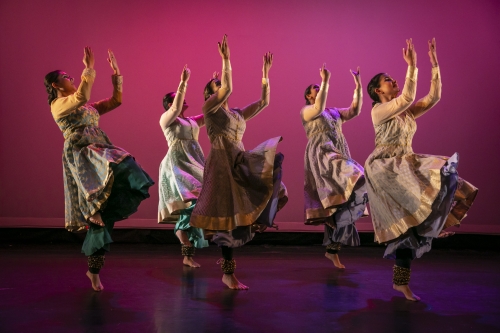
[88,255,105,274]
[181,245,195,257]
[218,258,236,275]
[393,265,411,285]
[326,242,342,253]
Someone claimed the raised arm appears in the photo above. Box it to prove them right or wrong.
[202,35,232,114]
[159,65,191,130]
[191,114,205,128]
[338,67,363,122]
[51,47,95,119]
[301,63,330,122]
[408,38,441,119]
[91,49,123,115]
[372,39,418,126]
[240,52,273,121]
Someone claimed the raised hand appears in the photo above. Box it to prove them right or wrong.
[428,38,438,67]
[83,46,95,69]
[350,66,361,88]
[181,64,191,82]
[402,38,417,67]
[218,34,230,60]
[262,52,273,78]
[107,49,120,75]
[319,63,331,82]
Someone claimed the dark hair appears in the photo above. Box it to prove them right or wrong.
[304,84,320,105]
[203,78,221,101]
[367,73,385,107]
[162,92,176,111]
[44,70,62,105]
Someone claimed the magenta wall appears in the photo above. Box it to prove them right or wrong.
[1,0,498,232]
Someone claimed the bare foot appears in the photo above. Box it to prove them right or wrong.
[86,271,104,291]
[89,213,105,227]
[325,252,345,269]
[393,284,420,301]
[176,230,192,247]
[438,230,455,238]
[222,274,249,290]
[183,256,201,268]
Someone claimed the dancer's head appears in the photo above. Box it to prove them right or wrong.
[203,78,221,101]
[304,84,320,105]
[367,73,399,106]
[163,92,188,113]
[44,70,76,105]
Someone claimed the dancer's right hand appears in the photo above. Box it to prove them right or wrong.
[181,64,191,82]
[218,34,230,60]
[319,63,331,82]
[403,38,417,67]
[83,46,95,69]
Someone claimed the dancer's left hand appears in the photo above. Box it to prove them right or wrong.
[107,49,120,75]
[428,38,438,67]
[351,66,361,89]
[262,52,273,78]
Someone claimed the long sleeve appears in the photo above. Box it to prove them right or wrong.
[240,78,270,120]
[90,75,123,115]
[159,80,188,131]
[408,66,441,119]
[51,68,96,120]
[301,82,328,122]
[371,66,418,126]
[338,88,363,122]
[202,59,233,114]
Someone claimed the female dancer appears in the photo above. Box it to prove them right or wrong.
[158,65,208,268]
[44,47,154,291]
[301,64,367,269]
[365,39,478,301]
[190,35,288,290]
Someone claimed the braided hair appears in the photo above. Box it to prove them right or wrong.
[44,70,62,105]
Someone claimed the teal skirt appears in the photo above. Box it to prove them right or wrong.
[175,201,209,249]
[82,156,154,256]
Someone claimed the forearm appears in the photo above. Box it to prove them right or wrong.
[410,66,442,118]
[91,75,123,115]
[340,88,363,121]
[372,66,417,125]
[51,68,96,119]
[242,79,270,120]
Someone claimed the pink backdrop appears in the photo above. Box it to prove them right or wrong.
[1,0,498,233]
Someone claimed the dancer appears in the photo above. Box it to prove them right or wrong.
[190,35,288,290]
[365,39,478,301]
[301,64,367,269]
[45,47,154,291]
[158,65,209,268]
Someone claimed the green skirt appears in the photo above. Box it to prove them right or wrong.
[175,201,209,249]
[82,156,154,256]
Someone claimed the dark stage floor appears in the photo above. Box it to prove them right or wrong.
[1,243,499,333]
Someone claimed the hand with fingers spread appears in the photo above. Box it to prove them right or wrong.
[319,63,331,83]
[107,49,120,75]
[181,65,191,83]
[351,66,361,89]
[83,46,95,69]
[428,38,438,67]
[262,52,273,78]
[403,38,417,67]
[218,34,230,60]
